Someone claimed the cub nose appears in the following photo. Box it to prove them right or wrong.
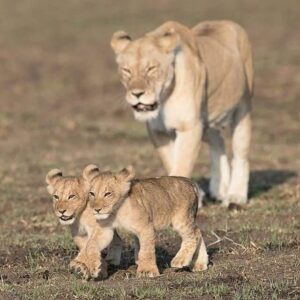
[131,90,145,99]
[59,209,66,214]
[95,208,102,213]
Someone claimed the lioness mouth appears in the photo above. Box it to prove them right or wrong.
[60,215,74,221]
[132,102,158,112]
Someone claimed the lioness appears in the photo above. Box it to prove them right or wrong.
[111,20,253,206]
[46,169,122,280]
[83,164,208,277]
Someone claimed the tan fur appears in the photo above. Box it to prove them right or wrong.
[83,164,208,277]
[111,20,253,206]
[45,169,122,280]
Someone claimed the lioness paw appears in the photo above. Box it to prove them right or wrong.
[224,194,247,207]
[192,262,208,272]
[70,260,90,281]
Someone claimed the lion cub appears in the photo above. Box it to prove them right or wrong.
[83,164,208,277]
[46,169,122,280]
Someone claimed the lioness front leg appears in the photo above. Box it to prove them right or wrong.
[147,124,175,174]
[136,227,159,277]
[170,123,202,177]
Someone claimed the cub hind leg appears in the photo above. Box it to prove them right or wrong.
[191,234,209,272]
[171,215,201,269]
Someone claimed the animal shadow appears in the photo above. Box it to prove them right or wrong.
[196,169,297,204]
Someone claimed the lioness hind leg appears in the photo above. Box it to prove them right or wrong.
[191,236,209,272]
[171,218,199,269]
[204,128,230,203]
[226,104,251,206]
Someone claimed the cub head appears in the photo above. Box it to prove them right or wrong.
[83,164,135,221]
[111,22,180,121]
[46,169,87,225]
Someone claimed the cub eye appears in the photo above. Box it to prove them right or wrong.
[121,67,131,76]
[89,191,95,197]
[68,194,76,200]
[104,192,112,197]
[147,65,157,74]
[53,195,59,200]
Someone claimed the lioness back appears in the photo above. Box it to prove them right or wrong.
[192,20,253,125]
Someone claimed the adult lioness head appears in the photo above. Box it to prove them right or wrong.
[83,164,134,220]
[111,24,180,121]
[46,169,87,225]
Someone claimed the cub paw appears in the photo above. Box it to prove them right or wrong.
[136,265,160,278]
[171,255,190,269]
[70,260,90,281]
[90,259,108,280]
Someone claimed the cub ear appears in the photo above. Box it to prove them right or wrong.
[111,30,132,55]
[46,169,63,194]
[118,165,135,182]
[83,164,100,182]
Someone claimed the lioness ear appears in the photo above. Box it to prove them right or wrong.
[111,31,132,54]
[83,164,100,182]
[118,165,135,182]
[46,169,63,194]
[149,27,179,53]
[158,28,179,53]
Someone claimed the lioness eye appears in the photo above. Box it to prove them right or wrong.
[104,192,112,197]
[68,194,76,200]
[53,195,59,200]
[89,191,95,197]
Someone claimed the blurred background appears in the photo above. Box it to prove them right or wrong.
[0,0,299,299]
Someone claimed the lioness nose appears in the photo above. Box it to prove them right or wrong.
[132,90,145,98]
[95,208,102,213]
[59,209,66,214]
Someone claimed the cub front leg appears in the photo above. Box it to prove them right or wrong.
[70,258,90,281]
[70,235,90,280]
[136,227,159,278]
[105,230,122,266]
[72,229,113,280]
[170,123,202,177]
[85,229,114,279]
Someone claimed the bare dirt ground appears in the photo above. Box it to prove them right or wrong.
[0,0,299,299]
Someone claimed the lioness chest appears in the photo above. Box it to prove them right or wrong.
[150,100,199,133]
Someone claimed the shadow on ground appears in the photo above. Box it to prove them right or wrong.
[196,169,297,201]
